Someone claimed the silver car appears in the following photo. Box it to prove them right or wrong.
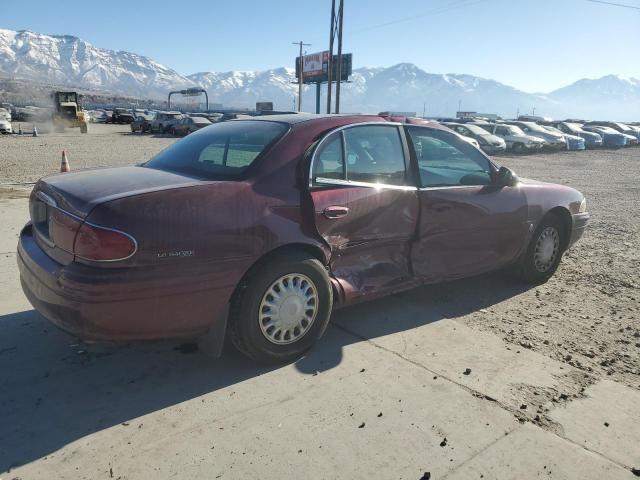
[476,123,546,153]
[505,121,566,150]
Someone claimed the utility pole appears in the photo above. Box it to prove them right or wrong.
[532,106,536,116]
[422,101,426,118]
[326,0,337,114]
[292,40,311,112]
[334,0,344,113]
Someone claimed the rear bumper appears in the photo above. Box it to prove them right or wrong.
[18,223,238,348]
[569,212,589,248]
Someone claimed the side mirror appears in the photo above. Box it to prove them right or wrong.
[496,166,519,187]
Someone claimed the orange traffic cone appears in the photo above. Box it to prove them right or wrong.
[60,150,70,173]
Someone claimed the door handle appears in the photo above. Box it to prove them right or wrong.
[323,206,349,219]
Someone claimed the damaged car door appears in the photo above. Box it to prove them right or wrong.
[308,123,419,303]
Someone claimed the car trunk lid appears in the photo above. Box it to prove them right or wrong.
[29,166,203,264]
[35,166,203,218]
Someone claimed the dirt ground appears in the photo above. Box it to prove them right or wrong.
[1,123,638,478]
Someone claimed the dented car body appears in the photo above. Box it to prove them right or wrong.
[18,114,589,362]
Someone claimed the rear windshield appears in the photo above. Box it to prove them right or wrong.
[144,120,288,179]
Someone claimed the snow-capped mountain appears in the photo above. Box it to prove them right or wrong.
[0,29,194,98]
[548,75,640,120]
[0,28,638,120]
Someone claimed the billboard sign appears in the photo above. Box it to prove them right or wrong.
[295,52,352,84]
[302,51,327,78]
[256,102,274,112]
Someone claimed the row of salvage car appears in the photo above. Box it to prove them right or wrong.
[434,116,640,155]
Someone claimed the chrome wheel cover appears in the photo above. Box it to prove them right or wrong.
[534,226,560,273]
[259,273,318,345]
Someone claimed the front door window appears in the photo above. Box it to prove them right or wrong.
[407,127,493,187]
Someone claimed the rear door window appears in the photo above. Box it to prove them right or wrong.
[312,124,408,186]
[343,125,407,185]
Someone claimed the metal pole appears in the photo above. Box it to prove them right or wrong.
[292,41,311,112]
[326,0,336,113]
[316,82,321,114]
[335,0,344,113]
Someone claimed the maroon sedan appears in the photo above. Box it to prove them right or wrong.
[18,114,589,363]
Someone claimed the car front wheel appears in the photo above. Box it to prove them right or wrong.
[517,213,566,284]
[229,252,333,364]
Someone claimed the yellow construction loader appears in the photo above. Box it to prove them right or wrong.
[52,91,89,133]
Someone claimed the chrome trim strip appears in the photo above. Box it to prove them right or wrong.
[74,221,139,263]
[35,191,57,207]
[308,121,405,189]
[314,177,417,191]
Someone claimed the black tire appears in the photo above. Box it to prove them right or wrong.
[517,213,566,284]
[512,142,524,154]
[169,127,176,136]
[229,252,333,364]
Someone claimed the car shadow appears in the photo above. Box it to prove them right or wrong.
[0,271,530,472]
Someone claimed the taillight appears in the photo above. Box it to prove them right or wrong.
[74,223,137,262]
[50,209,82,253]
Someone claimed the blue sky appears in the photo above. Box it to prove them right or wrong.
[3,0,640,92]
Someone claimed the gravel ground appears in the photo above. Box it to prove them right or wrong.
[0,123,175,184]
[1,123,638,392]
[473,147,640,391]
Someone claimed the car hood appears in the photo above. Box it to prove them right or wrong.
[35,166,204,218]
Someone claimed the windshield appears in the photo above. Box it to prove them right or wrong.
[543,126,564,135]
[145,120,288,179]
[614,123,632,131]
[564,123,582,133]
[464,124,492,136]
[506,125,525,136]
[519,122,547,133]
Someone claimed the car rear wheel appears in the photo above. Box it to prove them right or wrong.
[229,252,333,364]
[517,213,566,284]
[512,142,524,154]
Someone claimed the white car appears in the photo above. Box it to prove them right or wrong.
[0,118,12,134]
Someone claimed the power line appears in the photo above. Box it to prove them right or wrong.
[344,0,490,37]
[583,0,640,9]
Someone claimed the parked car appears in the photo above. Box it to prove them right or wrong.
[517,115,552,122]
[585,121,640,142]
[581,126,629,148]
[108,108,135,124]
[18,114,589,364]
[151,111,183,133]
[170,116,212,136]
[541,125,585,150]
[476,122,546,153]
[131,114,154,133]
[549,122,603,148]
[443,122,507,154]
[0,118,12,134]
[0,107,12,122]
[504,121,566,150]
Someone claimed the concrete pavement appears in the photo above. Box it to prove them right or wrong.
[1,191,637,479]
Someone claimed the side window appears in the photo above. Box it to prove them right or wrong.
[408,127,493,188]
[496,126,507,136]
[312,133,345,181]
[343,125,407,185]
